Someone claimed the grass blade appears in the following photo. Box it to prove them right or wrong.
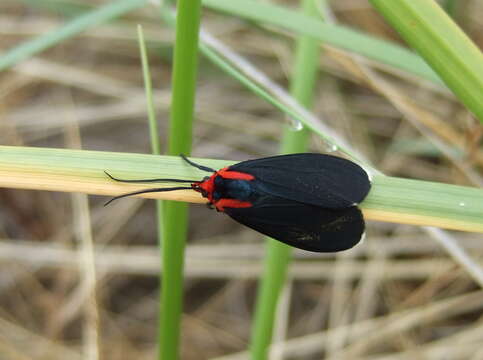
[1,146,482,233]
[137,25,161,156]
[202,0,443,85]
[0,0,149,71]
[159,1,202,359]
[369,0,483,121]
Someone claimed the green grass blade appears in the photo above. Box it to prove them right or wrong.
[137,23,170,359]
[0,0,149,71]
[202,0,443,85]
[137,25,161,155]
[160,1,202,359]
[1,146,482,233]
[250,1,323,358]
[369,0,483,121]
[363,175,483,233]
[250,244,291,359]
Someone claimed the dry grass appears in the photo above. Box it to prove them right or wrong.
[0,1,482,359]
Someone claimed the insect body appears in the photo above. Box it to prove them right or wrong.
[105,153,371,252]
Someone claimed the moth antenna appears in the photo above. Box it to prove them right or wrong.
[104,171,197,183]
[180,154,216,173]
[104,186,192,206]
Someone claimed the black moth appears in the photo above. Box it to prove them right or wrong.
[105,153,371,252]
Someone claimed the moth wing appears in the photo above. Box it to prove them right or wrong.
[224,196,365,252]
[229,153,371,209]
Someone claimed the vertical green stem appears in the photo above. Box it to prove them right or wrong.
[138,23,169,359]
[159,1,202,359]
[137,25,161,155]
[249,0,322,358]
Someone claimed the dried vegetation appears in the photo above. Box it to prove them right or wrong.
[0,1,482,359]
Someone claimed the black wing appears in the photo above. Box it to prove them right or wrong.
[229,153,371,209]
[224,196,365,252]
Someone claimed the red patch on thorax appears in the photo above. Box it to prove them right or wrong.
[214,198,252,212]
[217,167,255,180]
[195,167,255,210]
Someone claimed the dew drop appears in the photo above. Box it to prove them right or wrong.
[290,119,304,131]
[459,202,466,207]
[284,114,303,131]
[328,144,338,153]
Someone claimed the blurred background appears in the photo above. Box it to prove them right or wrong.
[0,0,483,359]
